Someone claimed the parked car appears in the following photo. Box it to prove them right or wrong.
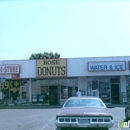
[55,96,114,130]
[125,102,130,121]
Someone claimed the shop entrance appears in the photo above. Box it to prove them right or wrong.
[49,86,58,105]
[111,84,120,104]
[110,77,120,104]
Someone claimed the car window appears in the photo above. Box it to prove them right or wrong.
[64,99,105,107]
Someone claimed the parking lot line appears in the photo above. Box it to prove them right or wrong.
[118,121,121,130]
[40,117,54,130]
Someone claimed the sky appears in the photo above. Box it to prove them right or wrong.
[0,0,130,60]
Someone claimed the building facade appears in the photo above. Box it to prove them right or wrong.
[0,56,130,106]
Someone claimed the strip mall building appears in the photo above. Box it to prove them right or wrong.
[0,56,130,106]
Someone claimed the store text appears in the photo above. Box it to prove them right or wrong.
[38,66,66,76]
[90,64,124,71]
[0,65,20,74]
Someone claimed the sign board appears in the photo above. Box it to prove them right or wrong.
[11,74,20,80]
[36,59,67,78]
[129,61,130,70]
[88,61,126,71]
[0,80,20,90]
[0,64,20,74]
[0,77,6,82]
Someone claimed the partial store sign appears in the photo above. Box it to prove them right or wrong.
[129,61,130,70]
[0,64,20,74]
[0,77,6,82]
[88,61,126,71]
[36,59,67,78]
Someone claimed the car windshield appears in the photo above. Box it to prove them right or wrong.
[64,99,105,108]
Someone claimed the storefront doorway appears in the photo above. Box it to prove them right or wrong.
[111,84,119,104]
[31,78,78,105]
[110,77,120,104]
[49,86,58,105]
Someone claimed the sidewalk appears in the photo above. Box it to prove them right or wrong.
[0,104,127,109]
[0,104,62,109]
[106,104,127,108]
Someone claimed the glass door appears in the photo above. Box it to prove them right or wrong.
[99,77,111,103]
[87,77,111,103]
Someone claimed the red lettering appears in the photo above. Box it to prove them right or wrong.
[16,66,18,72]
[10,66,12,72]
[0,65,19,73]
[13,66,15,72]
[4,66,7,73]
[7,66,9,72]
[0,67,2,73]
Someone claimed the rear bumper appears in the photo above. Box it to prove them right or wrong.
[55,122,114,128]
[55,117,114,128]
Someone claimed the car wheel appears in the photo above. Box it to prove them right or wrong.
[125,110,129,121]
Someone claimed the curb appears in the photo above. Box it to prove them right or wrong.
[0,105,63,109]
[0,105,126,109]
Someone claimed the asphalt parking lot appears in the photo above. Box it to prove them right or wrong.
[0,107,129,130]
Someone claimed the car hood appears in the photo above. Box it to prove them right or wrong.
[58,107,112,116]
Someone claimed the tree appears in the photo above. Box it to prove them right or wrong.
[29,52,60,60]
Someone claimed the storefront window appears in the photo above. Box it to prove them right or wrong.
[0,79,21,105]
[126,76,130,103]
[0,79,31,105]
[87,78,92,96]
[92,78,98,90]
[87,77,110,103]
[20,79,30,104]
[99,77,110,103]
[61,85,67,99]
[1,80,10,105]
[32,79,49,105]
[59,78,78,105]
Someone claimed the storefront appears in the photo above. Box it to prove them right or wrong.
[0,56,130,105]
[0,59,78,105]
[67,57,130,104]
[31,78,78,105]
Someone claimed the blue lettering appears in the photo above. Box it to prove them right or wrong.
[95,66,98,70]
[115,65,123,70]
[120,64,123,70]
[90,65,107,71]
[90,66,95,70]
[100,65,103,70]
[104,65,107,70]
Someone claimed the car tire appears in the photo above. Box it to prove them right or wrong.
[125,110,129,121]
